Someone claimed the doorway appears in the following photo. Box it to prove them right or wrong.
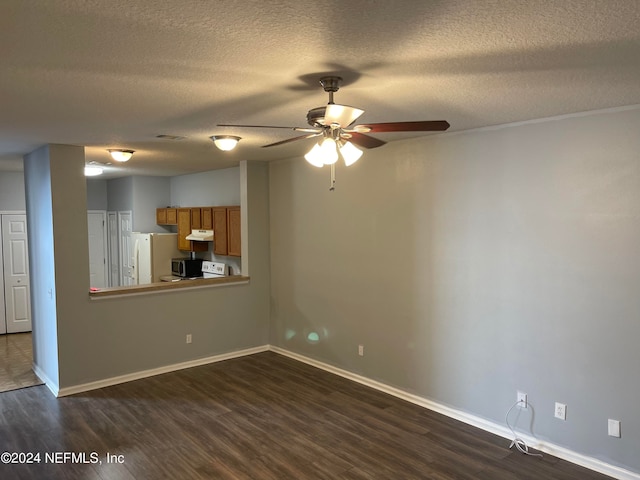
[87,210,108,288]
[1,214,31,334]
[0,332,42,393]
[118,211,133,286]
[0,212,41,393]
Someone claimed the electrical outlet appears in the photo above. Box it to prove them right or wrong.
[517,391,527,408]
[555,402,567,420]
[186,334,192,344]
[608,419,621,438]
[358,345,364,356]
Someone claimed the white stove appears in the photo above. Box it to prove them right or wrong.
[201,261,228,278]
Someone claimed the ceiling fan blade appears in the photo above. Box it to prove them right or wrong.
[262,133,320,148]
[348,132,387,149]
[217,124,296,129]
[325,104,365,127]
[353,120,450,133]
[293,127,322,133]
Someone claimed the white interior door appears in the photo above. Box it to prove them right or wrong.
[107,211,119,287]
[87,211,108,288]
[2,214,31,333]
[118,211,133,286]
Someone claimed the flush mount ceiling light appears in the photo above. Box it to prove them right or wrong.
[84,165,103,176]
[108,149,135,162]
[210,135,241,151]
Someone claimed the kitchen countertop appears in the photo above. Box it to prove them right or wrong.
[89,275,249,299]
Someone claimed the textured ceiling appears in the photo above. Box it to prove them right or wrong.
[1,0,640,177]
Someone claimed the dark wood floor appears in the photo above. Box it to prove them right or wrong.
[0,352,613,479]
[0,333,43,393]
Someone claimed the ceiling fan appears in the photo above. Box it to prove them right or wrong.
[218,76,450,189]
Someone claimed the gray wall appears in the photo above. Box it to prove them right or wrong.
[0,171,26,210]
[45,160,269,388]
[23,145,83,391]
[103,175,170,232]
[131,176,171,233]
[106,176,133,212]
[170,167,240,206]
[86,179,108,210]
[268,106,640,474]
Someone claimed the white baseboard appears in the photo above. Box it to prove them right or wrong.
[32,363,59,397]
[57,345,269,397]
[269,346,639,480]
[44,343,638,479]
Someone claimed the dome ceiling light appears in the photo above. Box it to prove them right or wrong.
[108,149,135,162]
[210,135,241,151]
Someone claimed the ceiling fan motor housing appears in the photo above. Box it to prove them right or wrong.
[307,107,328,127]
[319,76,342,93]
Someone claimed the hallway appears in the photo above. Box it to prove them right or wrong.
[0,333,42,393]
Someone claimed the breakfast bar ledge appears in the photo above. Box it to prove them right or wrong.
[88,275,250,299]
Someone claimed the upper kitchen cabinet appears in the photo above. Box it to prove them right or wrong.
[177,208,208,252]
[201,207,213,230]
[212,207,228,255]
[227,207,241,257]
[190,208,202,229]
[156,208,177,225]
[213,206,241,257]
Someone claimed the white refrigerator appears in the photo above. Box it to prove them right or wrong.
[131,233,182,285]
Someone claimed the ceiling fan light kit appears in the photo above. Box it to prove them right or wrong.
[108,149,135,162]
[210,135,241,151]
[339,140,363,166]
[217,75,449,189]
[304,138,362,168]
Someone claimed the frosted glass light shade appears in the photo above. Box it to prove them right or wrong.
[84,165,103,176]
[210,135,241,151]
[108,149,134,162]
[304,143,324,167]
[319,138,338,165]
[339,141,363,166]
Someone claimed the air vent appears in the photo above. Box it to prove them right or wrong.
[156,134,186,140]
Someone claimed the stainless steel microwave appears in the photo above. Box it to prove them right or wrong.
[171,258,203,278]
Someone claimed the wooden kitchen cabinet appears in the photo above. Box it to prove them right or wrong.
[201,207,213,230]
[177,208,207,252]
[212,206,241,257]
[190,208,202,229]
[170,205,238,254]
[212,207,228,255]
[156,208,177,225]
[227,207,241,257]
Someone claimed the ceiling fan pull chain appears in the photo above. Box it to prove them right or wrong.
[329,163,336,191]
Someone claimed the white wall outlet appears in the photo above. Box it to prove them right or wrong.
[358,345,364,356]
[608,419,621,438]
[517,391,527,408]
[555,402,567,420]
[186,334,192,344]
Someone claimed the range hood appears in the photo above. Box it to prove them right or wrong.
[185,229,214,241]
